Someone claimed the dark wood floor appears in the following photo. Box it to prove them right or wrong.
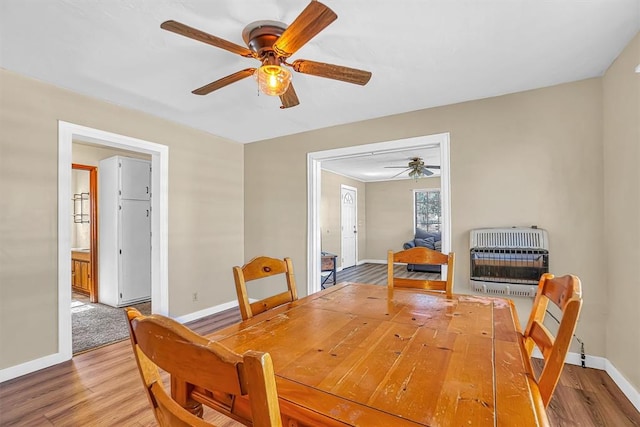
[1,264,638,426]
[334,262,440,285]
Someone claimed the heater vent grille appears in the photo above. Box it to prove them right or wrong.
[469,227,549,297]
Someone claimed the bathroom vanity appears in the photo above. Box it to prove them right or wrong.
[71,249,91,296]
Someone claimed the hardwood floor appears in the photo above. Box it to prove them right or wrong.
[334,262,440,285]
[0,309,244,427]
[1,264,638,426]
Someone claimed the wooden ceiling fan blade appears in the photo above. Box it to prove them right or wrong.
[279,83,300,109]
[192,68,256,95]
[423,165,441,169]
[292,60,371,85]
[161,20,254,58]
[273,1,337,57]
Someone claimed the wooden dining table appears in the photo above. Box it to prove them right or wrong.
[174,282,549,426]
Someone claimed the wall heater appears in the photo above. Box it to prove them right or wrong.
[470,227,549,297]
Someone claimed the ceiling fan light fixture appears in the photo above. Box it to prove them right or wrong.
[255,64,292,96]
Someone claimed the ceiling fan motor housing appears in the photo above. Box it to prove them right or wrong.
[242,20,287,58]
[408,157,424,168]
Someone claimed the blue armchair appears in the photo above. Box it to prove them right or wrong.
[403,229,442,273]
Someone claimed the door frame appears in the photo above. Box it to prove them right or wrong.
[340,184,358,269]
[71,163,98,303]
[58,121,168,363]
[307,133,451,296]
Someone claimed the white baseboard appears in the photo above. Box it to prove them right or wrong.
[0,351,68,383]
[173,300,239,324]
[532,349,639,412]
[605,358,640,412]
[0,300,240,384]
[358,258,386,265]
[563,350,606,370]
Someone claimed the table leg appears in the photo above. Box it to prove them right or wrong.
[171,376,204,417]
[332,260,336,285]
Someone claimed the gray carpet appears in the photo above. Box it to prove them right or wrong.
[72,298,151,354]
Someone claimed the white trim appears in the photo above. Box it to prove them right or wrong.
[173,300,240,324]
[5,121,173,385]
[307,133,451,296]
[358,258,387,265]
[412,188,441,233]
[307,155,322,296]
[0,299,236,383]
[531,350,639,412]
[605,359,640,411]
[0,352,67,383]
[531,348,605,369]
[58,123,73,364]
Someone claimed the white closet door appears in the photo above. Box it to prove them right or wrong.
[119,199,151,303]
[120,158,151,200]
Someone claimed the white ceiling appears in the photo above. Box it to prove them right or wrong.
[322,145,441,182]
[1,0,638,146]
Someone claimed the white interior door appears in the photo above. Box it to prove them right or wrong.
[341,186,357,268]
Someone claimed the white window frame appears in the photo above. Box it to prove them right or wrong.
[413,188,442,233]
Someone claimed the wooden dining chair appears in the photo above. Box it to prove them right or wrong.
[387,246,455,298]
[233,256,298,320]
[521,273,583,408]
[125,307,282,427]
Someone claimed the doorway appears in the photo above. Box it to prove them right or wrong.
[71,164,97,302]
[70,154,153,354]
[307,133,451,296]
[340,185,358,269]
[57,121,168,364]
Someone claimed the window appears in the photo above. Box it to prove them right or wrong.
[414,189,441,232]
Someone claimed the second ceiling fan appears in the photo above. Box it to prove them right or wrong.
[385,157,441,179]
[161,0,372,109]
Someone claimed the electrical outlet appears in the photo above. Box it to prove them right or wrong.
[192,292,198,302]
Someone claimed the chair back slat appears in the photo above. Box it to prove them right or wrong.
[250,291,297,317]
[234,256,298,320]
[522,273,583,407]
[125,308,283,427]
[240,256,289,280]
[393,246,449,265]
[130,314,245,395]
[387,247,455,298]
[543,274,578,310]
[526,321,555,358]
[392,278,447,292]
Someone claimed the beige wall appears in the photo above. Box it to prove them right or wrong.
[1,34,637,395]
[603,32,640,391]
[320,170,367,267]
[366,177,441,259]
[245,78,605,360]
[0,69,245,369]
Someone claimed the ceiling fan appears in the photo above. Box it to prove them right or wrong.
[160,1,372,109]
[385,157,441,179]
